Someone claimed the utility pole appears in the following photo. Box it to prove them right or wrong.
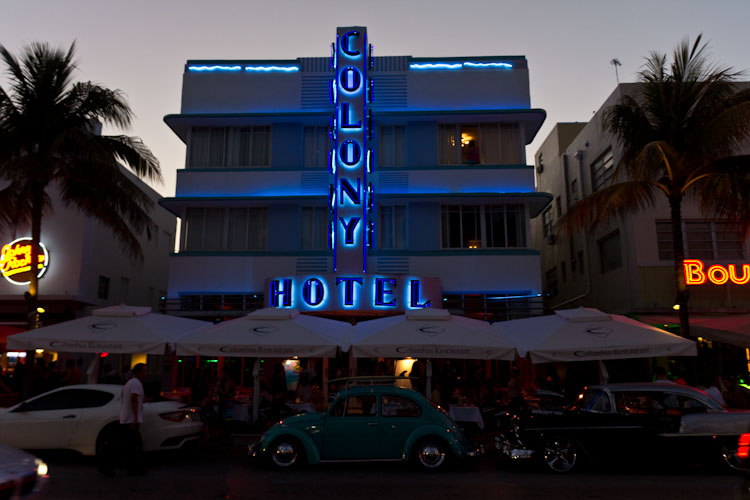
[610,58,622,85]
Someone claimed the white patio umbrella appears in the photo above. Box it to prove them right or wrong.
[492,307,697,364]
[176,308,351,420]
[348,309,516,398]
[6,304,210,354]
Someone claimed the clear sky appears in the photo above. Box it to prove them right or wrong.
[2,0,749,196]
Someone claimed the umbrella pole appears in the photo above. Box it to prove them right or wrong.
[252,360,261,422]
[426,359,432,400]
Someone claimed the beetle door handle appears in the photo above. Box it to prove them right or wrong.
[62,415,76,419]
[368,422,378,426]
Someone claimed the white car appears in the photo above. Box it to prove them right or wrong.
[0,444,48,499]
[0,384,202,456]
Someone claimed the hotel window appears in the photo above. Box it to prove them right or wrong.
[485,204,525,248]
[380,205,406,249]
[591,147,615,191]
[227,208,268,250]
[379,125,406,167]
[183,207,267,251]
[656,220,743,261]
[438,123,520,165]
[301,207,328,250]
[232,127,270,167]
[441,204,525,249]
[188,126,270,167]
[303,126,330,167]
[598,230,622,273]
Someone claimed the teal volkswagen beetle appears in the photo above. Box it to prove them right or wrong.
[251,384,482,469]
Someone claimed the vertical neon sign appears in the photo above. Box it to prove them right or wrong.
[333,27,370,274]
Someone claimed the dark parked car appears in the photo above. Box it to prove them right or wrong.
[497,382,749,472]
[251,383,482,469]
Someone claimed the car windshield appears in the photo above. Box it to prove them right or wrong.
[582,389,611,412]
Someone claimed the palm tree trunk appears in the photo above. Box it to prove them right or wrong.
[669,196,690,338]
[27,184,43,331]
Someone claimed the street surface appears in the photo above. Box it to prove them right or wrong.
[35,438,748,500]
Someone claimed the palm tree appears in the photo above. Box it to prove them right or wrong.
[560,35,750,338]
[0,42,162,329]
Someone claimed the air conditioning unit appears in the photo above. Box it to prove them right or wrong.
[547,234,556,245]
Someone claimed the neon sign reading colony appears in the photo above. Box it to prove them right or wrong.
[684,259,750,285]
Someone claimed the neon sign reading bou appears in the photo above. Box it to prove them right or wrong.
[0,237,50,286]
[684,259,750,285]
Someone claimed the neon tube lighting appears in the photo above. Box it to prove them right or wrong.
[244,65,299,72]
[409,61,514,70]
[463,62,513,69]
[410,63,462,70]
[188,65,242,72]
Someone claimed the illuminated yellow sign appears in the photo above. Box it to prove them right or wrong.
[0,237,49,286]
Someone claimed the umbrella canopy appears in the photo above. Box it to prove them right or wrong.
[176,308,351,358]
[6,305,210,354]
[493,307,697,363]
[348,308,516,360]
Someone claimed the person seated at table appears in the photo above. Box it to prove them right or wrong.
[310,385,325,412]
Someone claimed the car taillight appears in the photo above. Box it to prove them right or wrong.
[159,409,197,422]
[738,433,750,459]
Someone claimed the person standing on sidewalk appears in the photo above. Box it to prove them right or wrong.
[100,363,148,476]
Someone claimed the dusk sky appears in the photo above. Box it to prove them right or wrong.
[3,0,749,196]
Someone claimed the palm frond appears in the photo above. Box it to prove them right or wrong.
[558,180,659,238]
[101,136,162,183]
[690,155,750,238]
[58,162,155,261]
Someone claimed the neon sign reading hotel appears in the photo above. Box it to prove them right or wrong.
[265,27,441,312]
[684,259,750,285]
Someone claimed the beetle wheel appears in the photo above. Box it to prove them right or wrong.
[414,438,447,470]
[269,437,303,468]
[542,436,578,473]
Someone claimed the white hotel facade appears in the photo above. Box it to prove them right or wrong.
[161,26,550,322]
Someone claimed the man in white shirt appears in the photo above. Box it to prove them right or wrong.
[100,363,148,476]
[121,363,148,474]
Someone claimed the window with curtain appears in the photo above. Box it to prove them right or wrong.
[303,126,329,167]
[442,204,526,249]
[183,207,266,251]
[301,207,328,250]
[189,126,270,168]
[438,123,521,165]
[380,205,406,249]
[379,125,406,167]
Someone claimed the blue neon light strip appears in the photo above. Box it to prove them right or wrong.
[188,65,242,72]
[245,65,299,72]
[187,65,300,73]
[409,61,514,71]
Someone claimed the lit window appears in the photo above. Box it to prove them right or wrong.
[438,123,520,165]
[441,204,525,249]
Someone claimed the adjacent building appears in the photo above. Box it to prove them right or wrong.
[162,26,550,323]
[0,166,176,326]
[532,83,750,348]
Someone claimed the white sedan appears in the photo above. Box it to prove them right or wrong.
[0,384,202,456]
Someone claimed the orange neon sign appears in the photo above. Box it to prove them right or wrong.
[0,237,49,286]
[684,259,750,285]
